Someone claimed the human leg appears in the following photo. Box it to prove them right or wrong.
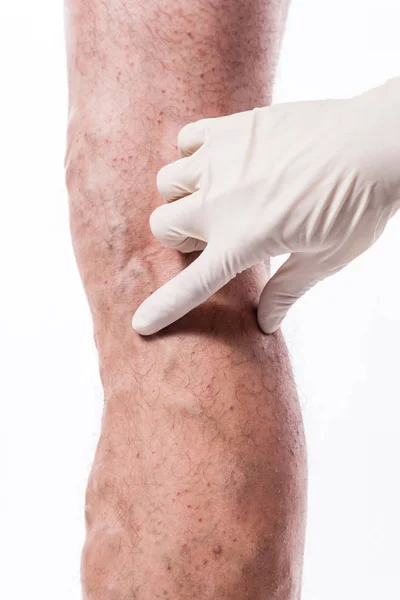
[65,1,307,598]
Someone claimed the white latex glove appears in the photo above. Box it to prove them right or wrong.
[132,76,400,335]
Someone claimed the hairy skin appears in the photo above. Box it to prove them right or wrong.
[65,1,307,598]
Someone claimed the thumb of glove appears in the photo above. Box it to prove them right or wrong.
[257,251,335,333]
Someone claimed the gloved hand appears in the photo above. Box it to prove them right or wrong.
[132,76,400,335]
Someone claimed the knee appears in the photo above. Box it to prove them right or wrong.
[65,114,113,209]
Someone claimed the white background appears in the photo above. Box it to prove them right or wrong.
[1,1,399,598]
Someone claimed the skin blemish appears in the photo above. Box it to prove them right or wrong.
[104,280,108,284]
[158,120,162,124]
[182,543,188,551]
[158,521,162,525]
[213,544,222,555]
[167,565,172,571]
[163,591,168,595]
[187,504,192,508]
[200,73,204,78]
[198,518,202,523]
[187,31,193,37]
[136,453,140,458]
[202,559,208,565]
[233,538,237,542]
[162,89,166,93]
[128,155,133,159]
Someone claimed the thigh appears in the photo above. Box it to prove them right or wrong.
[65,0,290,303]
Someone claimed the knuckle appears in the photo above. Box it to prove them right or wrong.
[156,164,171,197]
[177,122,195,149]
[177,118,210,152]
[149,205,168,240]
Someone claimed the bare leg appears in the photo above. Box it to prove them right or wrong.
[65,1,307,598]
